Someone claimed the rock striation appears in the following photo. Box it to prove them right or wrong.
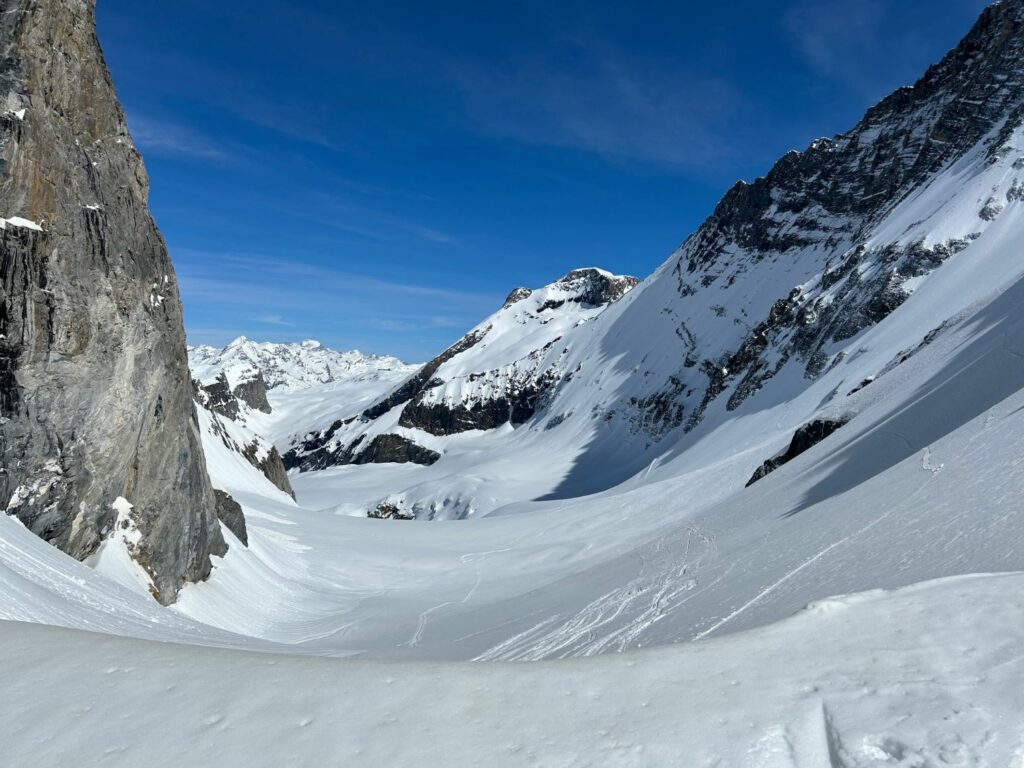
[0,0,225,602]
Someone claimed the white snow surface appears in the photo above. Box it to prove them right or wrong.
[4,573,1023,767]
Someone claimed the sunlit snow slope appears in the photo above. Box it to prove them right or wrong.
[6,574,1024,767]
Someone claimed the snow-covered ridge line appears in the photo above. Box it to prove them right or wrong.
[189,337,415,391]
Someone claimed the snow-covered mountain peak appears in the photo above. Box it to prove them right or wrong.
[283,265,639,474]
[189,338,415,392]
[502,268,639,313]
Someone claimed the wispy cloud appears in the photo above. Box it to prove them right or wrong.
[174,248,497,352]
[443,24,745,170]
[126,112,227,161]
[785,0,886,94]
[291,193,459,246]
[256,314,293,326]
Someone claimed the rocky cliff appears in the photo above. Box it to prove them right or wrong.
[0,0,225,602]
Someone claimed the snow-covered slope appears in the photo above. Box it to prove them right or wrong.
[189,337,414,391]
[5,573,1024,767]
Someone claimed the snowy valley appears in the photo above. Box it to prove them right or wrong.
[4,0,1024,765]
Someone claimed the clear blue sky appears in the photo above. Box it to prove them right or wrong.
[97,0,988,361]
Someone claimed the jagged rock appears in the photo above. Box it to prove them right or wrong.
[549,269,639,307]
[746,420,848,487]
[354,434,440,466]
[283,430,439,471]
[242,442,295,498]
[398,378,550,436]
[367,500,415,521]
[202,404,295,498]
[0,0,224,603]
[502,287,533,308]
[199,369,271,416]
[231,370,272,414]
[213,490,248,546]
[200,373,241,420]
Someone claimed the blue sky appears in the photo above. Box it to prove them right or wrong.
[97,0,988,361]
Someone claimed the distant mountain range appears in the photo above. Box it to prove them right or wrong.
[189,337,415,392]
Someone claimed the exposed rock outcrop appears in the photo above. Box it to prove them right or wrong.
[213,490,248,546]
[0,0,225,602]
[199,395,295,499]
[356,434,440,466]
[746,420,848,487]
[199,369,272,418]
[230,370,272,414]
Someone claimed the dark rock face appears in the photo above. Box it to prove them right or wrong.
[747,420,848,487]
[356,434,440,466]
[242,442,295,498]
[0,0,225,602]
[213,490,248,546]
[230,370,272,414]
[284,431,440,471]
[200,374,241,420]
[545,269,639,310]
[200,370,271,419]
[398,379,549,436]
[368,501,415,521]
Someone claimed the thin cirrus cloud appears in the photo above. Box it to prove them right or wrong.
[256,314,293,327]
[174,249,498,354]
[288,192,459,247]
[783,0,990,100]
[126,111,228,161]
[784,0,888,95]
[451,50,744,170]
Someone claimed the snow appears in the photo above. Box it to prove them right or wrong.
[85,498,157,597]
[0,215,42,231]
[2,573,1023,766]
